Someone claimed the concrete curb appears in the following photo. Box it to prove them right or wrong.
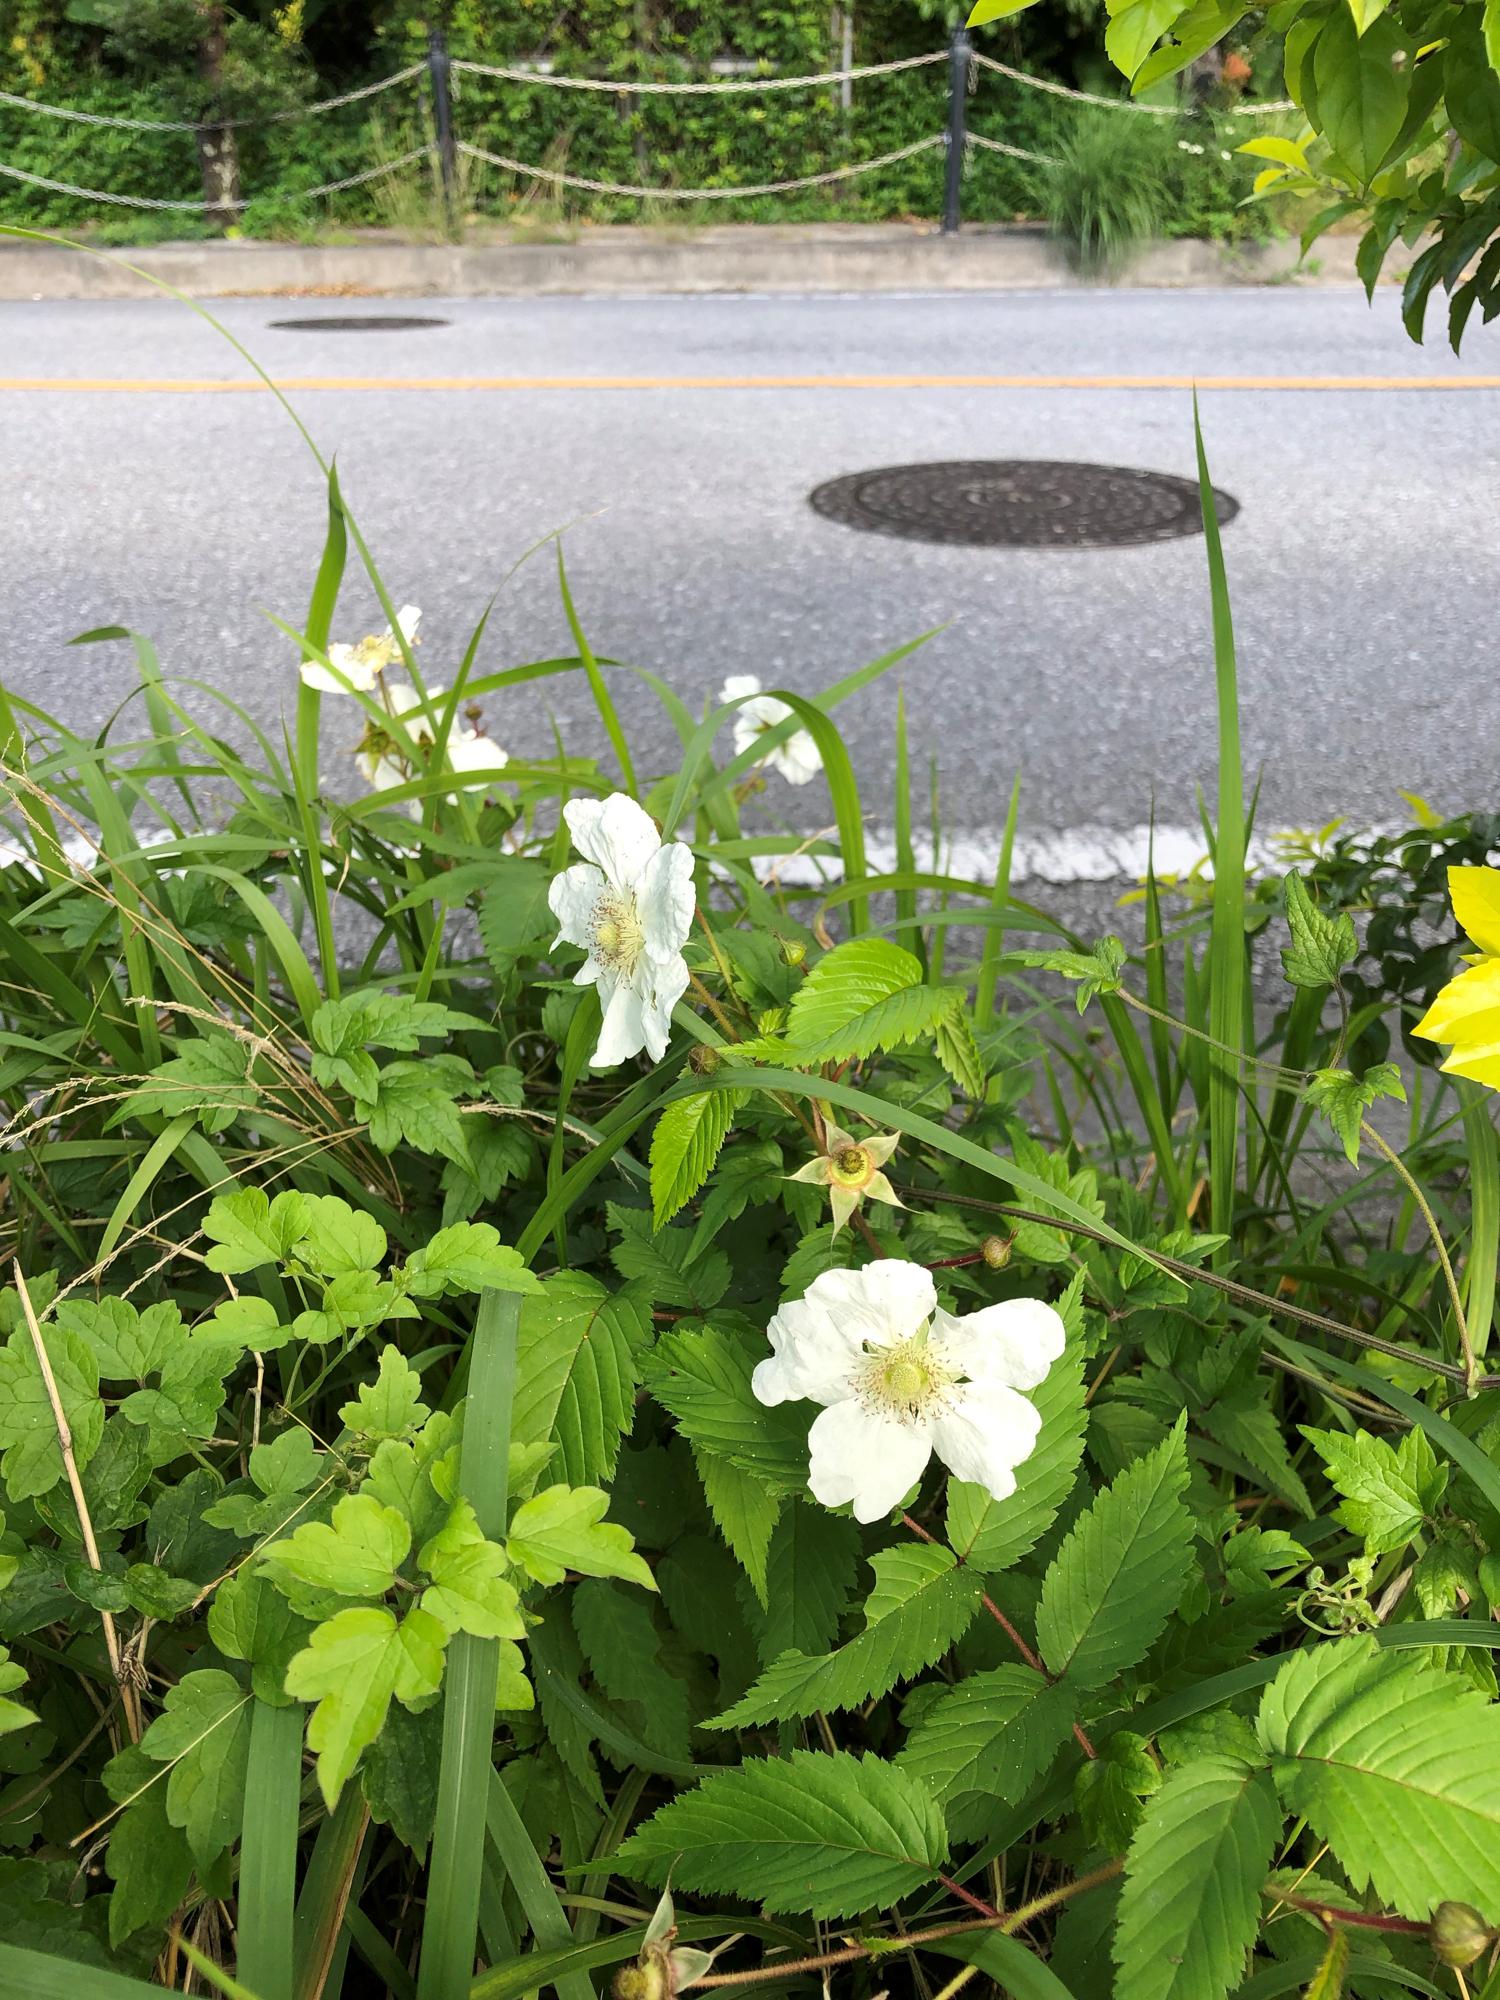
[0,222,1401,300]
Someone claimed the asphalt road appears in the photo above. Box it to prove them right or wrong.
[3,286,1498,881]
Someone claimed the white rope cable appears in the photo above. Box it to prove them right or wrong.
[0,64,425,134]
[0,143,435,211]
[967,130,1059,166]
[456,133,942,199]
[971,50,1293,117]
[451,50,945,94]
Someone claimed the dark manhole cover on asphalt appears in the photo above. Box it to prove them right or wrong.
[269,315,450,332]
[808,460,1238,549]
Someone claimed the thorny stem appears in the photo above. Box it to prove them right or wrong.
[1360,1120,1478,1394]
[13,1261,142,1744]
[1271,1891,1428,1936]
[687,971,741,1044]
[894,1185,1500,1392]
[694,1859,1125,1989]
[902,1513,1097,1760]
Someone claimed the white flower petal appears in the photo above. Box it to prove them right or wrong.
[549,862,606,950]
[394,605,422,644]
[801,1261,936,1350]
[302,646,379,694]
[637,838,695,959]
[933,1298,1067,1392]
[637,951,690,1062]
[767,726,822,786]
[444,728,508,782]
[564,794,661,890]
[932,1380,1044,1501]
[720,673,763,703]
[593,977,649,1068]
[807,1399,932,1523]
[753,1293,865,1407]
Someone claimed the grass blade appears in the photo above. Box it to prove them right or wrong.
[556,549,637,799]
[1196,400,1247,1258]
[1460,1081,1498,1360]
[238,1698,303,2000]
[974,771,1021,1030]
[0,1943,163,1998]
[416,1289,522,2000]
[485,1773,595,2000]
[294,1788,369,2000]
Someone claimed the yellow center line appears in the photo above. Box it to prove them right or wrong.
[1,372,1499,393]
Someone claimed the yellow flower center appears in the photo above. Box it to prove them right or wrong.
[857,1331,956,1425]
[830,1144,871,1188]
[591,891,646,975]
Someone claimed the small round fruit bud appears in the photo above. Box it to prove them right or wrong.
[1431,1903,1492,1968]
[981,1234,1012,1270]
[611,1960,670,2000]
[780,937,807,967]
[688,1044,721,1077]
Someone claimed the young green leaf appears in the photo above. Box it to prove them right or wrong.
[0,1648,36,1736]
[1036,1418,1194,1688]
[258,1493,411,1601]
[284,1604,448,1809]
[611,1749,948,1918]
[1011,937,1127,1013]
[1302,1425,1446,1554]
[402,1221,539,1299]
[708,1543,979,1727]
[786,938,955,1061]
[0,1321,104,1502]
[417,1499,524,1640]
[650,1085,746,1228]
[1258,1635,1500,1919]
[1281,873,1357,990]
[1076,1730,1162,1852]
[202,1188,310,1274]
[506,1484,655,1590]
[136,1668,254,1867]
[339,1345,431,1443]
[513,1273,648,1487]
[1114,1755,1282,2000]
[1304,1064,1406,1165]
[694,1447,781,1606]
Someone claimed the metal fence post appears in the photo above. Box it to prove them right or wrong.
[942,23,971,236]
[427,28,459,227]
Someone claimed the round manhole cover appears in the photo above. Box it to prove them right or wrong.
[809,460,1238,549]
[269,315,450,332]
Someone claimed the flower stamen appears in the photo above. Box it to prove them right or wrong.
[590,889,647,976]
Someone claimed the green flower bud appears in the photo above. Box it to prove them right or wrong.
[612,1960,670,2000]
[779,937,807,967]
[981,1234,1012,1269]
[688,1044,721,1076]
[1431,1902,1493,1968]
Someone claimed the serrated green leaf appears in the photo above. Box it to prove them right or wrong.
[651,1086,746,1227]
[947,1340,1087,1573]
[285,1604,448,1809]
[1012,938,1126,1012]
[365,1055,474,1167]
[611,1749,948,1917]
[1076,1729,1162,1852]
[710,1543,980,1727]
[754,1500,862,1661]
[137,1667,253,1868]
[608,1205,730,1313]
[338,1345,431,1443]
[646,1322,810,1493]
[1258,1635,1500,1919]
[787,938,955,1062]
[1114,1755,1282,2000]
[1302,1425,1445,1554]
[1281,874,1357,990]
[695,1447,781,1606]
[259,1493,411,1600]
[128,1034,258,1134]
[507,1484,655,1590]
[55,1298,185,1383]
[293,1192,387,1276]
[208,1570,312,1706]
[513,1272,647,1487]
[897,1663,1077,1810]
[934,1000,986,1099]
[1036,1418,1193,1688]
[573,1578,693,1761]
[1304,1063,1406,1165]
[105,1782,193,1947]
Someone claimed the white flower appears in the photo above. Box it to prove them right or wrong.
[752,1261,1066,1524]
[721,674,821,787]
[303,605,421,693]
[548,794,695,1068]
[356,680,507,815]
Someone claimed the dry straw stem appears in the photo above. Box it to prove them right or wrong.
[12,1259,142,1742]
